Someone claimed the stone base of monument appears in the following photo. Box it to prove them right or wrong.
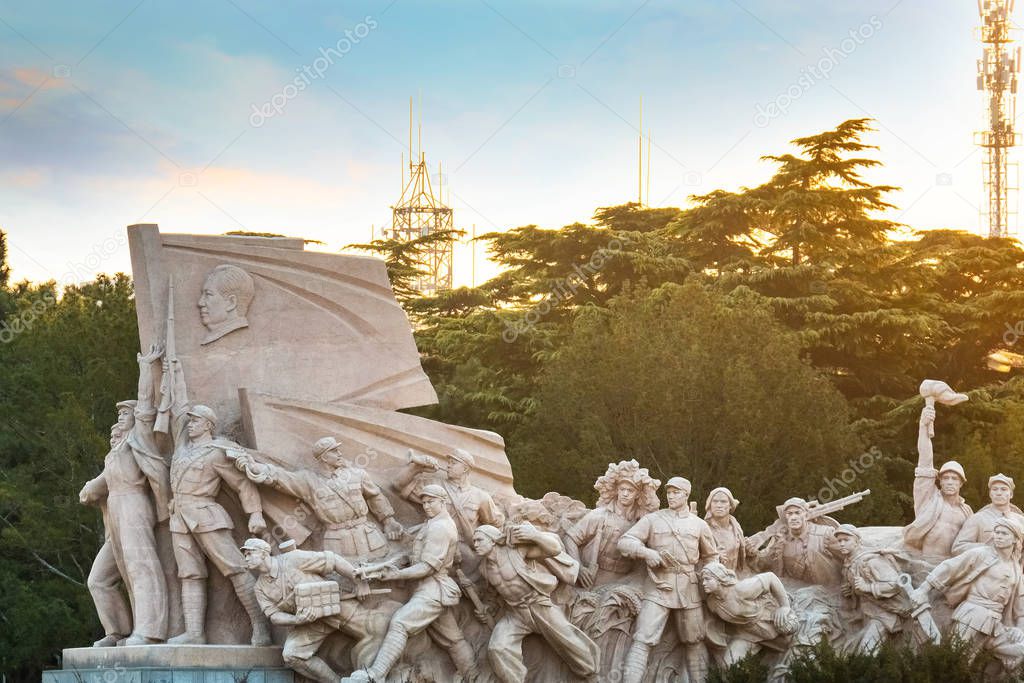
[44,646,293,683]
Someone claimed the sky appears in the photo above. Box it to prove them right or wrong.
[0,0,999,287]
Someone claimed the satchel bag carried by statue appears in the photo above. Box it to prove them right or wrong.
[294,580,343,619]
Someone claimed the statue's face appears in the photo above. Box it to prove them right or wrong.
[835,534,857,556]
[472,533,495,556]
[421,496,444,518]
[939,472,963,495]
[242,549,267,570]
[993,526,1015,549]
[990,483,1014,506]
[448,460,469,478]
[186,415,213,439]
[666,486,689,510]
[701,574,720,594]
[617,482,639,508]
[116,407,134,431]
[784,506,806,531]
[198,276,234,328]
[709,492,731,519]
[319,447,344,468]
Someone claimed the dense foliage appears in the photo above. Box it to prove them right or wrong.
[355,119,1024,529]
[709,639,1018,683]
[0,257,138,680]
[5,119,1024,681]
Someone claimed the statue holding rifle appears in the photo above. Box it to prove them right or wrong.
[746,490,871,587]
[343,484,477,682]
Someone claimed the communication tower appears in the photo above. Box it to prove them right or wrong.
[382,97,454,292]
[977,0,1021,237]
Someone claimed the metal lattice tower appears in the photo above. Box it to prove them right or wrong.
[381,98,454,293]
[977,0,1021,238]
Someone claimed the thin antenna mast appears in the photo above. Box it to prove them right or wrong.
[638,96,643,204]
[646,130,652,207]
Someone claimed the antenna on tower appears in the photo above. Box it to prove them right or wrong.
[646,130,652,207]
[638,96,644,205]
[381,95,455,293]
[635,97,653,207]
[976,0,1021,237]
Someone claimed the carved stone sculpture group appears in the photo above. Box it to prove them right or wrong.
[72,229,1024,682]
[81,347,1024,682]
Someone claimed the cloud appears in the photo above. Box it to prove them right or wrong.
[0,168,50,188]
[0,67,71,111]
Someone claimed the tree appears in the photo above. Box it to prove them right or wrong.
[0,272,138,681]
[347,229,463,305]
[509,281,899,528]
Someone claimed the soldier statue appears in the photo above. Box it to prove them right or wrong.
[617,476,719,683]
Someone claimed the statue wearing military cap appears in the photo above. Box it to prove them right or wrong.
[747,496,841,587]
[345,467,477,683]
[241,537,391,683]
[952,472,1024,556]
[79,343,172,646]
[232,434,403,562]
[913,514,1024,672]
[834,524,905,653]
[617,473,719,683]
[163,354,270,646]
[395,448,505,575]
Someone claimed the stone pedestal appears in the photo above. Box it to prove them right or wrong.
[44,646,292,683]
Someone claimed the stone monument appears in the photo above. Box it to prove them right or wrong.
[48,225,1024,682]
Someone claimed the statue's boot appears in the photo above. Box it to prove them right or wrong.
[123,634,161,646]
[167,579,207,645]
[684,644,710,683]
[287,655,339,683]
[229,572,272,646]
[339,672,371,683]
[621,641,651,683]
[363,629,408,682]
[92,634,124,648]
[449,639,479,680]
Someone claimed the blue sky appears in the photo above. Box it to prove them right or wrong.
[0,1,992,285]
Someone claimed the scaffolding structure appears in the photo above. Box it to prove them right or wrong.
[977,0,1021,238]
[381,98,454,293]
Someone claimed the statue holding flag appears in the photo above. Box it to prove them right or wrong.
[79,343,173,646]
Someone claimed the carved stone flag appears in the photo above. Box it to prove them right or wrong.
[129,224,438,436]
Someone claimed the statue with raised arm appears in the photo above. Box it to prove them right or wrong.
[617,476,719,683]
[79,344,172,646]
[952,473,1024,555]
[910,517,1024,672]
[705,486,745,572]
[903,404,972,558]
[563,459,660,589]
[343,485,477,683]
[473,523,600,683]
[700,562,797,673]
[241,538,392,683]
[233,436,403,561]
[833,524,906,653]
[164,357,271,645]
[396,448,504,573]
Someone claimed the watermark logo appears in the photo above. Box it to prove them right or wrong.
[501,236,630,343]
[754,16,883,128]
[816,446,881,503]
